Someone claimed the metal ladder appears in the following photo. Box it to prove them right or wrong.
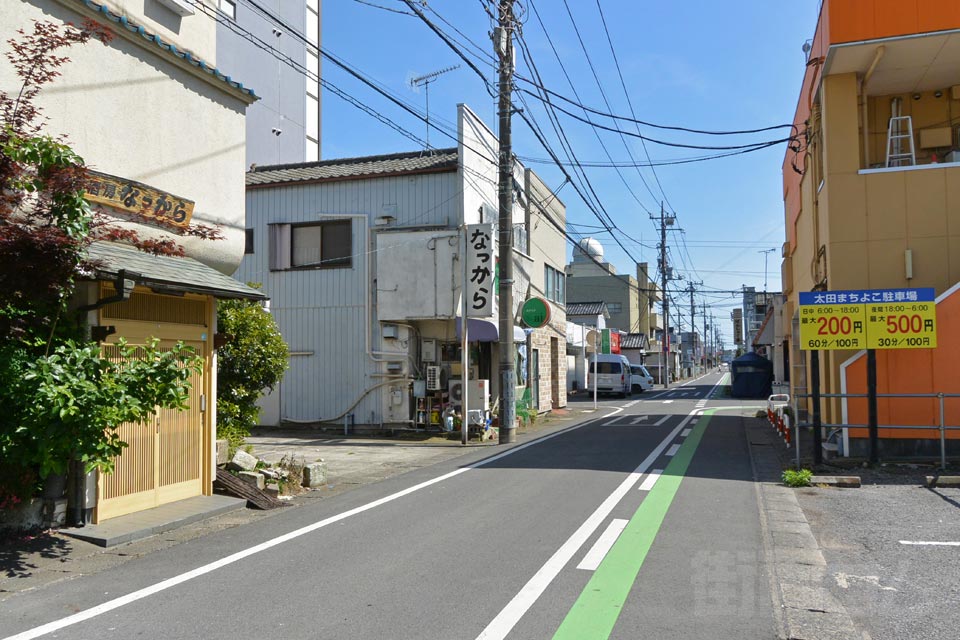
[886,115,916,167]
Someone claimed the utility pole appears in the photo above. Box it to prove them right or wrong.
[653,203,673,388]
[702,302,708,370]
[686,281,701,376]
[495,1,516,444]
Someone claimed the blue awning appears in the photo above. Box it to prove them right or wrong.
[455,318,527,342]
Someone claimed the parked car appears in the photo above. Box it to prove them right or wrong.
[589,354,632,398]
[630,364,655,393]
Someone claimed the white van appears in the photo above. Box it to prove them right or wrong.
[589,354,632,397]
[630,364,655,393]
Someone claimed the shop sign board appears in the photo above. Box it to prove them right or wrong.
[465,224,496,317]
[521,297,551,328]
[600,329,621,354]
[798,288,936,350]
[84,170,194,229]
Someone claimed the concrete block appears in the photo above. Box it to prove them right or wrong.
[302,461,327,487]
[810,475,861,488]
[228,450,258,472]
[238,471,264,490]
[926,475,960,488]
[264,483,280,498]
[42,498,67,528]
[215,439,230,466]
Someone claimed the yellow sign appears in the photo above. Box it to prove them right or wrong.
[799,304,867,351]
[865,301,937,349]
[84,170,194,229]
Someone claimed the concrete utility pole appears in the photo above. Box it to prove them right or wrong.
[686,281,701,375]
[654,203,673,388]
[702,302,708,370]
[495,1,516,444]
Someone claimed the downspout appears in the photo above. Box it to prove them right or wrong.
[860,46,885,169]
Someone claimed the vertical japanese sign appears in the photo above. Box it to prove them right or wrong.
[466,224,497,317]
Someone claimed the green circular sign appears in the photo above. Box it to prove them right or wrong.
[521,297,551,328]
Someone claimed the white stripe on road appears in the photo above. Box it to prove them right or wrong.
[576,519,630,571]
[4,411,616,640]
[653,415,671,427]
[681,428,691,437]
[899,540,960,546]
[630,416,650,425]
[476,413,698,640]
[666,444,681,457]
[662,400,674,404]
[637,470,663,492]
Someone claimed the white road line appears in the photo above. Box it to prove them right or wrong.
[4,414,614,640]
[622,400,640,408]
[663,400,674,404]
[899,540,960,546]
[666,444,681,457]
[653,415,671,427]
[637,470,662,492]
[630,416,650,425]
[576,519,630,571]
[475,413,697,640]
[681,428,691,437]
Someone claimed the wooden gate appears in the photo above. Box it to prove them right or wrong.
[94,289,211,522]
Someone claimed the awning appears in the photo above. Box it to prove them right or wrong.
[85,241,266,300]
[455,317,527,342]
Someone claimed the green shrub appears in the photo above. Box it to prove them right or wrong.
[782,468,813,487]
[216,293,288,451]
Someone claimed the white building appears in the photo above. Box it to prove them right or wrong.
[235,105,567,429]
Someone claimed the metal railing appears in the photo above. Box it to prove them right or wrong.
[792,391,960,469]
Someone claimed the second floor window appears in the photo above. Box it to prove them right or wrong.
[607,302,622,314]
[269,220,352,270]
[544,265,565,305]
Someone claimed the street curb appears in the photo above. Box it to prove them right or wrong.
[745,417,862,640]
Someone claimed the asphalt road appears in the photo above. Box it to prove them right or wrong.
[1,371,778,640]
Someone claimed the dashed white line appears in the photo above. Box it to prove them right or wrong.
[666,444,681,457]
[899,540,960,546]
[638,470,662,492]
[653,415,671,427]
[576,519,630,571]
[681,428,691,437]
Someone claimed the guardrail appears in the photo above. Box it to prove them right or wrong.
[792,392,960,469]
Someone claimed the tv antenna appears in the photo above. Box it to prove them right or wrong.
[759,248,777,292]
[409,64,459,150]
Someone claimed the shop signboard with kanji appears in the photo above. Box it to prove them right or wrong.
[465,224,497,317]
[84,170,194,229]
[798,288,936,350]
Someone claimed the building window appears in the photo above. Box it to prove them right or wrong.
[218,0,236,19]
[607,302,622,314]
[269,220,352,270]
[244,228,254,254]
[544,265,564,305]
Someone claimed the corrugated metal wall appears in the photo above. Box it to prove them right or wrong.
[235,173,458,425]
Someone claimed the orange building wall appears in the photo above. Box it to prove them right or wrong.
[782,0,960,253]
[842,284,960,439]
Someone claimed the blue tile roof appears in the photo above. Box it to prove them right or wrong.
[76,0,256,99]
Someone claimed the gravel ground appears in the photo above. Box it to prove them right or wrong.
[796,482,960,640]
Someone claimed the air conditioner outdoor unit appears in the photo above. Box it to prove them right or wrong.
[448,379,490,412]
[426,366,441,391]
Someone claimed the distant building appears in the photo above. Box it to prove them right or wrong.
[216,0,321,165]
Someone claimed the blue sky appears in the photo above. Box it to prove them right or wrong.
[322,0,821,344]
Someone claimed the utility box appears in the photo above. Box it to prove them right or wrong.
[421,338,437,363]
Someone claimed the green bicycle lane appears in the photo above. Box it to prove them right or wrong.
[553,407,773,640]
